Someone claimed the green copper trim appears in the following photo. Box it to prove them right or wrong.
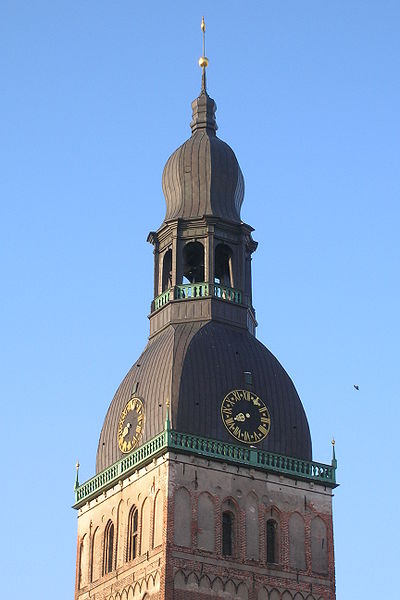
[154,282,243,311]
[154,288,171,310]
[73,428,337,509]
[174,282,209,300]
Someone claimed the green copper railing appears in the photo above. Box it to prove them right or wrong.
[174,282,209,299]
[154,282,242,310]
[73,426,337,509]
[154,288,171,310]
[168,431,336,482]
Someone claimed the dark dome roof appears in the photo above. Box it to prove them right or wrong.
[96,321,312,473]
[162,90,244,223]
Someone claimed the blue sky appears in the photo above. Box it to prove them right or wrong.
[1,2,399,598]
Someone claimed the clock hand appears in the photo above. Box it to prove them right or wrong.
[122,422,132,438]
[234,413,246,422]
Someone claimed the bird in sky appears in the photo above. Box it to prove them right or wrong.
[353,385,359,391]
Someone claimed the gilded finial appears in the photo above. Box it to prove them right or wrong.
[165,398,171,431]
[198,16,209,91]
[74,460,80,491]
[331,438,337,467]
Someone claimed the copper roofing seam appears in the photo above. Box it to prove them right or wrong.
[191,132,202,218]
[143,326,173,440]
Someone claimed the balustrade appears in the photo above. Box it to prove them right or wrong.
[74,427,336,508]
[153,282,243,310]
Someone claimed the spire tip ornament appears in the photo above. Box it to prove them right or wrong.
[199,16,209,92]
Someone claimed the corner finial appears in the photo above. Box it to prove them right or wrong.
[331,438,337,467]
[74,461,80,491]
[165,398,171,431]
[198,16,209,92]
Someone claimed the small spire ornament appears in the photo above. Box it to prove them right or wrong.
[165,398,171,431]
[74,461,80,491]
[198,16,209,91]
[331,438,337,467]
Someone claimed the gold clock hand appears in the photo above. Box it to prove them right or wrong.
[234,413,246,422]
[122,422,131,438]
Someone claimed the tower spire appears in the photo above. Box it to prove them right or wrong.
[198,16,209,92]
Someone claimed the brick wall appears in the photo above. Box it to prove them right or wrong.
[74,452,336,600]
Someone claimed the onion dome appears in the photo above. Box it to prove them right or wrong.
[161,89,244,223]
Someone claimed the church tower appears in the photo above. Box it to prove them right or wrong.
[74,22,337,600]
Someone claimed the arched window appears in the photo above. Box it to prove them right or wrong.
[215,244,233,286]
[289,513,306,570]
[78,534,89,589]
[78,539,84,589]
[140,497,151,555]
[90,527,101,582]
[198,493,215,552]
[245,492,259,560]
[153,490,163,548]
[174,487,191,547]
[311,516,328,574]
[161,249,172,292]
[266,519,279,564]
[103,521,114,575]
[222,511,234,556]
[126,506,138,562]
[182,241,204,283]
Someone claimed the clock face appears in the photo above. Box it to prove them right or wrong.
[117,397,144,453]
[221,389,271,444]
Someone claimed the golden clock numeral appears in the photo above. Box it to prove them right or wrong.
[225,417,234,426]
[258,425,268,435]
[243,431,250,441]
[260,416,270,424]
